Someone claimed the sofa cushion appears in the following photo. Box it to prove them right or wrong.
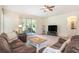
[12,45,36,53]
[51,42,62,49]
[71,35,79,40]
[1,33,8,42]
[7,32,17,40]
[0,36,11,52]
[51,38,66,49]
[10,39,25,49]
[58,38,66,44]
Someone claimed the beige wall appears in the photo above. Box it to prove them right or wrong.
[45,11,79,37]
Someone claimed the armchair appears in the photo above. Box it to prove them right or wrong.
[39,38,70,53]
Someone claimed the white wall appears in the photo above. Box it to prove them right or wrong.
[0,8,45,34]
[0,7,2,33]
[45,11,79,37]
[0,10,20,33]
[3,12,20,33]
[2,7,79,37]
[36,18,46,34]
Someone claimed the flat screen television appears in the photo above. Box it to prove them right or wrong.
[48,25,57,32]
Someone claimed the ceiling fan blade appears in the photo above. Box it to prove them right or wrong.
[44,5,47,7]
[49,6,55,8]
[49,8,53,11]
[44,5,55,7]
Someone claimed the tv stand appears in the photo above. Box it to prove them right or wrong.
[47,31,57,36]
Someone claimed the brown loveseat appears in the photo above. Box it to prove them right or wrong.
[0,33,36,53]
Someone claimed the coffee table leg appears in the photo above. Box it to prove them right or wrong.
[36,44,39,53]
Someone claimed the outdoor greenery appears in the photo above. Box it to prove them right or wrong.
[22,18,36,33]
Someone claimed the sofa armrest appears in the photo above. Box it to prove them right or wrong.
[60,38,71,52]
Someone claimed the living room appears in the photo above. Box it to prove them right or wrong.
[0,5,79,53]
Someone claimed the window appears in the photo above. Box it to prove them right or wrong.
[22,18,36,33]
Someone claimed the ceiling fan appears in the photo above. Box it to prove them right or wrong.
[42,5,55,12]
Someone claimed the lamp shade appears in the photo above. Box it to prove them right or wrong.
[19,25,22,28]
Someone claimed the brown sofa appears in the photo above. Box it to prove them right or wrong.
[0,33,36,53]
[63,35,79,53]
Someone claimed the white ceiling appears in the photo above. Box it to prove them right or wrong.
[4,5,79,17]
